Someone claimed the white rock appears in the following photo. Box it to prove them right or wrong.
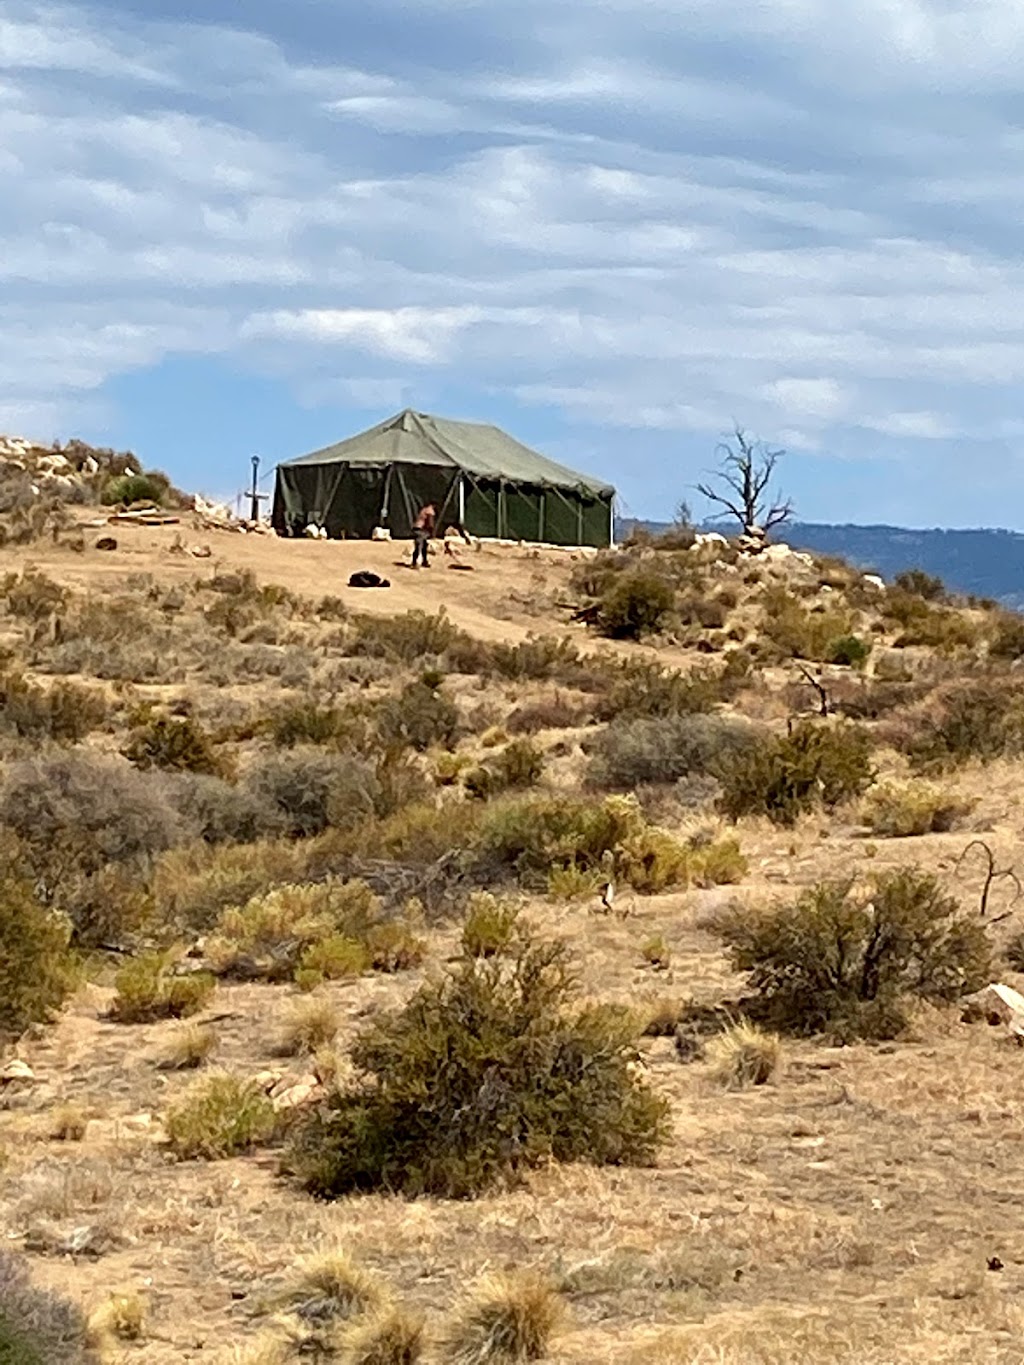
[1,1059,35,1084]
[863,574,887,591]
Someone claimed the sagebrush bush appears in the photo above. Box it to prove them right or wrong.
[989,612,1024,660]
[110,952,215,1023]
[894,568,946,601]
[164,1072,277,1160]
[506,693,589,734]
[0,879,76,1041]
[206,879,400,984]
[587,713,761,789]
[0,671,107,743]
[377,676,460,751]
[269,702,351,748]
[713,869,991,1038]
[861,781,974,837]
[123,714,227,776]
[163,773,282,845]
[717,720,873,825]
[151,838,304,934]
[902,678,1024,770]
[597,569,675,639]
[487,635,583,682]
[349,609,462,663]
[2,568,67,621]
[0,1248,96,1364]
[593,656,747,722]
[246,750,380,837]
[0,752,181,933]
[760,586,857,663]
[287,930,669,1198]
[465,739,544,799]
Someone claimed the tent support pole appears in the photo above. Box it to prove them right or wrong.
[458,476,466,528]
[608,497,615,548]
[538,493,545,543]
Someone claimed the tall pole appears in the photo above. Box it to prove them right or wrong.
[249,456,261,522]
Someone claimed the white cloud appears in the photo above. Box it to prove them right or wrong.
[4,1,1024,520]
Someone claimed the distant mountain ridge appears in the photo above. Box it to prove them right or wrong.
[616,519,1024,609]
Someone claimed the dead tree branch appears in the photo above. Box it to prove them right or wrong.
[956,840,1022,923]
[695,426,794,535]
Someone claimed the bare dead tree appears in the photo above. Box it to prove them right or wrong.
[956,840,1022,923]
[695,427,794,536]
[796,663,830,718]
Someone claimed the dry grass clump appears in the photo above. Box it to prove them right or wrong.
[151,837,304,934]
[444,1272,564,1364]
[717,720,873,825]
[157,1021,218,1070]
[713,869,991,1039]
[48,1103,88,1142]
[164,1072,277,1160]
[861,780,974,837]
[109,951,215,1023]
[86,1290,147,1346]
[0,877,76,1041]
[284,1249,385,1323]
[342,1305,425,1365]
[288,928,668,1198]
[461,893,521,958]
[277,996,341,1056]
[706,1020,782,1088]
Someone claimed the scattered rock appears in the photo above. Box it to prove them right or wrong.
[960,983,1024,1035]
[1,1059,36,1085]
[95,536,117,551]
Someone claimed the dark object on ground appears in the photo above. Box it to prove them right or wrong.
[448,563,474,571]
[95,536,117,551]
[348,571,391,589]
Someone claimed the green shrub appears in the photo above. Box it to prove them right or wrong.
[269,703,351,748]
[904,678,1024,771]
[0,879,76,1041]
[0,1249,95,1364]
[377,676,459,751]
[713,869,991,1038]
[151,838,304,934]
[718,721,873,826]
[597,570,675,639]
[894,568,946,601]
[760,587,856,662]
[827,635,872,668]
[298,934,372,984]
[101,470,172,506]
[287,930,669,1197]
[587,714,761,789]
[861,781,974,837]
[461,893,521,958]
[164,1072,277,1160]
[206,879,377,980]
[122,714,226,776]
[465,739,545,799]
[109,952,215,1023]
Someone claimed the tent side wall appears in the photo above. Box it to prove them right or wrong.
[274,462,614,548]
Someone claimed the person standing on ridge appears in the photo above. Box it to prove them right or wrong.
[411,502,436,568]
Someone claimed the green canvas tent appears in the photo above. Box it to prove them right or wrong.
[271,409,616,547]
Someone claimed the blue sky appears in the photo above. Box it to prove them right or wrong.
[4,2,1024,526]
